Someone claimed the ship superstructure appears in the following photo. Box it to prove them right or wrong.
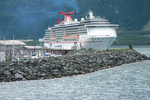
[44,11,119,50]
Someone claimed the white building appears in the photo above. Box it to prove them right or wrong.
[0,52,5,62]
[0,40,26,56]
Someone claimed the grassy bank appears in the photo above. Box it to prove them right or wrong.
[113,30,150,45]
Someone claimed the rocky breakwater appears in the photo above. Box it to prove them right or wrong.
[0,50,150,82]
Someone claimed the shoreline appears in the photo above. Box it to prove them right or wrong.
[0,50,150,82]
[111,45,150,47]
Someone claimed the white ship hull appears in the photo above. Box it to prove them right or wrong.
[44,36,117,51]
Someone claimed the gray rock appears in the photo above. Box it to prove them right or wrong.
[4,70,11,76]
[18,71,27,77]
[37,72,42,77]
[9,67,15,72]
[22,78,27,81]
[0,68,5,75]
[15,73,23,79]
[33,72,38,76]
[9,63,15,66]
[74,70,79,74]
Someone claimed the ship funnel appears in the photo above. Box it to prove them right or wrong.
[59,11,75,22]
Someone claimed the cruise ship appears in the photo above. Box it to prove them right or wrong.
[43,11,119,51]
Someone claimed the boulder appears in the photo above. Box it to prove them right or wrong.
[15,73,23,79]
[18,71,27,77]
[9,67,15,72]
[4,70,11,76]
[9,63,15,66]
[0,68,5,75]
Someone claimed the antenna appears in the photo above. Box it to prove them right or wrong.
[13,34,14,58]
[59,11,75,22]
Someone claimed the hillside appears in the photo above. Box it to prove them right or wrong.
[78,0,150,30]
[113,30,150,45]
[0,0,79,39]
[0,0,150,45]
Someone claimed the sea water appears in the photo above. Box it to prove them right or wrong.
[0,46,150,100]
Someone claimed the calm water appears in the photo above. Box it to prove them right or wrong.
[0,46,150,100]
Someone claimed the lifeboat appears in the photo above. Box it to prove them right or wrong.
[50,37,56,39]
[63,35,79,39]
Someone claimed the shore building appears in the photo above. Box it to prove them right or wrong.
[0,40,26,57]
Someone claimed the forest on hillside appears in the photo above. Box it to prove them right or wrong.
[0,0,150,45]
[78,0,150,30]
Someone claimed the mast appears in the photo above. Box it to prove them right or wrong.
[13,34,14,59]
[34,33,36,52]
[3,36,5,55]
